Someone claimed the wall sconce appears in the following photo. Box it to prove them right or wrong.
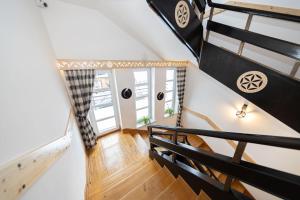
[236,104,248,118]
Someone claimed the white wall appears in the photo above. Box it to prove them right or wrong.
[22,115,86,200]
[183,3,300,199]
[114,69,137,128]
[41,0,159,60]
[153,68,167,123]
[0,1,85,199]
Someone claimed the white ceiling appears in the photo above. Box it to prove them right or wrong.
[59,0,197,63]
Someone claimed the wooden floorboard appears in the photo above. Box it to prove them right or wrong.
[86,131,150,200]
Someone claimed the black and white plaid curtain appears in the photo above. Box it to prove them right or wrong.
[65,69,97,149]
[176,68,186,127]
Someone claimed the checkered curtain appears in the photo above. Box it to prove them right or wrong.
[176,68,186,127]
[65,69,97,149]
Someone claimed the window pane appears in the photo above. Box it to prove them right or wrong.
[135,85,148,98]
[165,101,173,110]
[97,117,116,132]
[94,72,110,90]
[165,92,173,101]
[134,71,148,84]
[136,97,148,109]
[166,69,174,81]
[136,108,149,120]
[92,90,112,107]
[94,106,115,121]
[166,81,174,91]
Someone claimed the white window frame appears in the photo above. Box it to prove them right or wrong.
[134,68,152,125]
[89,70,120,136]
[164,69,177,117]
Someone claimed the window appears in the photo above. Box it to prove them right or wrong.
[164,69,176,117]
[89,71,119,135]
[134,69,152,126]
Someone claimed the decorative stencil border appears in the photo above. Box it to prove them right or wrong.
[57,60,190,70]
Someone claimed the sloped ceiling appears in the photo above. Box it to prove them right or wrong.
[60,0,197,63]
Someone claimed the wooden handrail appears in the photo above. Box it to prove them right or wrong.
[207,0,300,22]
[149,136,300,200]
[182,106,254,163]
[204,1,300,20]
[148,125,300,150]
[0,111,73,200]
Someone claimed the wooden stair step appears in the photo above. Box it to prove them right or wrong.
[231,180,246,194]
[101,157,151,191]
[98,133,148,177]
[89,161,160,200]
[198,143,211,152]
[130,133,149,154]
[155,176,197,200]
[218,174,227,184]
[120,167,175,200]
[187,135,204,147]
[210,169,221,178]
[197,190,211,200]
[139,132,150,148]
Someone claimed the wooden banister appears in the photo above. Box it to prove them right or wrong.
[182,106,255,163]
[203,1,300,20]
[0,111,73,200]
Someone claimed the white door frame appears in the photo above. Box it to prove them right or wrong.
[89,70,120,137]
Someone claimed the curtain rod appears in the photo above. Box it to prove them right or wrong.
[57,60,191,70]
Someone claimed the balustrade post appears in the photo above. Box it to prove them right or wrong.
[224,141,247,191]
[205,7,214,41]
[172,131,178,163]
[237,14,253,55]
[148,126,154,151]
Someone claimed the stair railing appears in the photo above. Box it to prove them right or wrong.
[148,125,300,200]
[207,0,300,22]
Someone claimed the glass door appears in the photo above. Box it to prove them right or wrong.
[89,70,119,136]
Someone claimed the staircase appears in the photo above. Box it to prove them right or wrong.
[86,130,254,200]
[86,131,207,200]
[148,125,300,200]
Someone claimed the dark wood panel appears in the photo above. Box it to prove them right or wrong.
[150,150,251,200]
[150,126,300,150]
[150,136,300,200]
[146,0,203,59]
[199,42,300,133]
[207,20,300,60]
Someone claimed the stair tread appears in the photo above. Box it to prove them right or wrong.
[197,191,211,200]
[139,132,150,148]
[98,133,148,177]
[218,174,227,184]
[89,161,160,200]
[120,167,175,200]
[101,157,151,190]
[127,132,149,154]
[155,176,197,200]
[187,135,204,147]
[198,143,211,151]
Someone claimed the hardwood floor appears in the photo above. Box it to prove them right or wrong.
[86,130,253,200]
[86,131,151,200]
